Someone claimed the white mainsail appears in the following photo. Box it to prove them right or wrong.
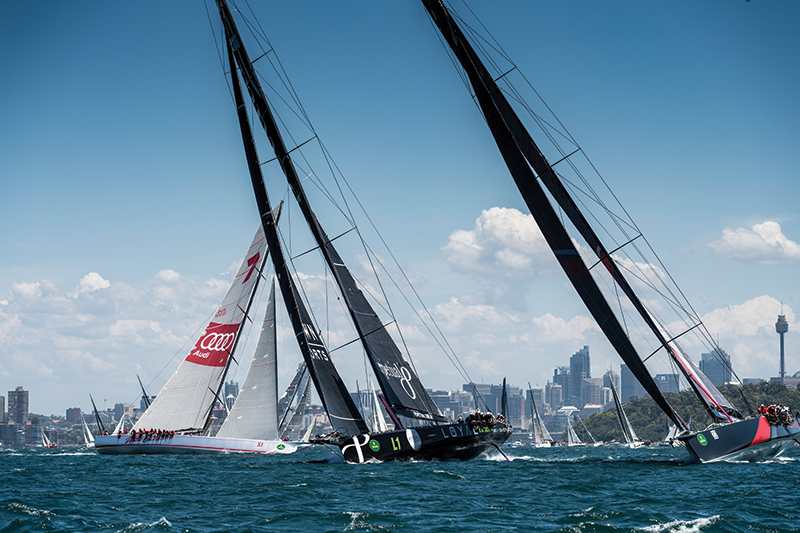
[134,225,268,432]
[81,415,95,445]
[565,417,583,446]
[217,279,279,440]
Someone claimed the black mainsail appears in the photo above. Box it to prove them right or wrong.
[217,0,444,424]
[420,0,687,430]
[219,9,368,436]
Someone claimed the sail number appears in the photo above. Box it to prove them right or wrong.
[243,252,260,283]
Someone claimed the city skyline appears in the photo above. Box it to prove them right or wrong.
[1,2,798,415]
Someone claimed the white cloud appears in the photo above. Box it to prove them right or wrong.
[76,272,110,293]
[0,269,232,415]
[698,296,793,379]
[442,207,553,281]
[708,221,800,264]
[155,269,181,283]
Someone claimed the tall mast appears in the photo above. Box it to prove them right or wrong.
[421,0,687,430]
[218,11,368,435]
[217,0,442,422]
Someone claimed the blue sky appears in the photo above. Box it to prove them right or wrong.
[1,1,798,416]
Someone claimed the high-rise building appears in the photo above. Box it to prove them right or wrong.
[620,364,645,403]
[580,377,604,407]
[66,407,82,423]
[8,386,28,425]
[224,380,240,401]
[604,370,620,397]
[0,395,4,423]
[700,349,732,387]
[654,374,680,394]
[570,346,590,405]
[553,367,571,403]
[546,382,562,410]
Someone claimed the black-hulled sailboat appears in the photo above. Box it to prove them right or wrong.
[420,0,799,462]
[215,0,511,462]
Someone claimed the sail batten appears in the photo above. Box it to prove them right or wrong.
[220,0,443,423]
[421,0,686,430]
[218,5,368,435]
[217,280,280,440]
[133,225,268,433]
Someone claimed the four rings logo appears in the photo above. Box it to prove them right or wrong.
[186,321,240,367]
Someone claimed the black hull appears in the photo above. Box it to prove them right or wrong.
[325,423,512,463]
[676,416,800,463]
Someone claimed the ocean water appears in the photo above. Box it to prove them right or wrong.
[2,443,799,532]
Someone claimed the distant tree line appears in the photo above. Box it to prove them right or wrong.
[574,381,800,443]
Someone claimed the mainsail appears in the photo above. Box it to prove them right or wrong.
[219,5,369,435]
[608,374,638,444]
[279,369,312,441]
[565,416,582,446]
[134,224,268,433]
[528,383,551,444]
[421,0,701,431]
[217,279,280,440]
[217,0,444,424]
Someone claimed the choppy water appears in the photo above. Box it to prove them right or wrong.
[2,443,799,532]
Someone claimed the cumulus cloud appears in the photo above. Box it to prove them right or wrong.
[0,269,235,415]
[76,272,110,293]
[442,207,553,281]
[708,221,800,264]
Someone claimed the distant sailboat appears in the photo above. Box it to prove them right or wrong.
[527,383,551,448]
[608,371,645,448]
[40,428,56,449]
[81,415,95,448]
[420,0,799,462]
[575,414,602,447]
[564,416,584,447]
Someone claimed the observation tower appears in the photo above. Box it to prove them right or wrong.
[776,313,789,379]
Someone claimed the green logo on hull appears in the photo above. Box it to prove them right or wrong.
[277,444,285,450]
[369,439,380,452]
[697,434,708,446]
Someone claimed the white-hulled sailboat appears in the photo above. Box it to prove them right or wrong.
[95,224,307,455]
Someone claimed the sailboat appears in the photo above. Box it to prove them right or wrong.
[420,0,799,462]
[81,415,95,449]
[95,227,307,455]
[40,428,57,448]
[527,383,551,448]
[607,371,644,448]
[575,414,603,447]
[215,0,511,462]
[564,416,584,447]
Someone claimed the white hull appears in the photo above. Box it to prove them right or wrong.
[95,434,307,455]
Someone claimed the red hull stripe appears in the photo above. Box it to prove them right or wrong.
[750,417,772,446]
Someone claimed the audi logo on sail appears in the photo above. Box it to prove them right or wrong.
[187,321,240,366]
[198,331,236,352]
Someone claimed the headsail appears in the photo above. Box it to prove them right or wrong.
[279,367,312,441]
[217,0,444,424]
[608,373,636,444]
[134,224,268,433]
[500,377,509,419]
[217,279,280,440]
[421,0,688,430]
[219,9,368,435]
